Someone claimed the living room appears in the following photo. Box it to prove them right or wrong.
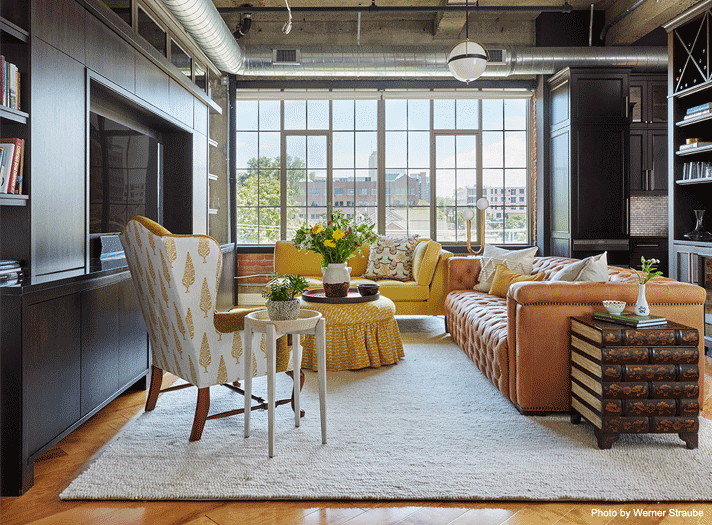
[2,0,712,523]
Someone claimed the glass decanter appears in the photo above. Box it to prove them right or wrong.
[684,209,712,241]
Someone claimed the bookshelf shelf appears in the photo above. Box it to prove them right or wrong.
[676,144,712,155]
[676,112,712,127]
[0,194,28,206]
[0,16,29,42]
[0,105,28,124]
[676,176,712,185]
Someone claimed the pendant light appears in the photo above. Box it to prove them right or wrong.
[446,0,489,83]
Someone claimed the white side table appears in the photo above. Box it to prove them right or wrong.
[243,309,327,457]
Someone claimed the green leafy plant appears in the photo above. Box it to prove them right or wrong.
[633,256,664,284]
[261,273,309,301]
[292,210,379,268]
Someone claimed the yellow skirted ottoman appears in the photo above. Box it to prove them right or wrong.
[298,295,404,371]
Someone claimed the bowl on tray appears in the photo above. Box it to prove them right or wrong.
[357,283,379,297]
[602,300,626,314]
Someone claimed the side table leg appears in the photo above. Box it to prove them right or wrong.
[267,324,277,458]
[680,432,698,449]
[293,333,301,428]
[243,324,253,438]
[593,428,619,449]
[570,411,582,424]
[316,318,327,445]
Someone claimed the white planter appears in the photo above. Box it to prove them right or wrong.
[266,298,301,321]
[321,262,351,297]
[634,283,650,316]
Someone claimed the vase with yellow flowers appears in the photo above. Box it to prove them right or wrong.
[293,210,378,297]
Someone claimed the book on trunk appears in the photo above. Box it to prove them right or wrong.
[592,311,667,327]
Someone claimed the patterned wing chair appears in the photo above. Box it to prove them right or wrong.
[120,217,296,441]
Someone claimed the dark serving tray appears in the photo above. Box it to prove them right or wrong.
[301,288,380,304]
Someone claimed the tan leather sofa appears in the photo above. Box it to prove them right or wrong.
[274,240,453,315]
[445,255,706,414]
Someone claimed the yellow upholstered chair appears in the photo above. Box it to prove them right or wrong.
[119,217,297,441]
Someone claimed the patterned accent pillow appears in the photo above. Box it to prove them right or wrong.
[363,235,419,282]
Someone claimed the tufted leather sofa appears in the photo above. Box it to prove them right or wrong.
[445,255,707,414]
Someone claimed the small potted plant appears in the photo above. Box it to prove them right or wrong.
[262,273,310,321]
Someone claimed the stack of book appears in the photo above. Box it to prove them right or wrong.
[592,311,667,328]
[0,137,24,194]
[679,141,712,151]
[0,55,20,111]
[0,260,23,285]
[684,102,712,120]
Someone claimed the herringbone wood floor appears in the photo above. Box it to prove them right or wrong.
[2,343,712,525]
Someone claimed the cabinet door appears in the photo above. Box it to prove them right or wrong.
[629,129,645,191]
[629,81,644,126]
[118,279,149,388]
[649,129,668,192]
[648,80,668,125]
[80,285,119,416]
[572,71,629,122]
[573,125,628,238]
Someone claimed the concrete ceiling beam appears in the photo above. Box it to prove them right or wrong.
[604,0,700,45]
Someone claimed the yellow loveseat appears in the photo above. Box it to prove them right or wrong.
[274,240,452,315]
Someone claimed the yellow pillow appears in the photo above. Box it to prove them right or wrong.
[488,264,544,298]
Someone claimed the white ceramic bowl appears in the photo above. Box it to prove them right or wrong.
[602,300,626,314]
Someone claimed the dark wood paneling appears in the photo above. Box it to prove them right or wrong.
[629,129,645,192]
[85,11,136,92]
[135,53,171,116]
[163,132,193,234]
[80,285,119,416]
[170,78,194,128]
[31,0,85,63]
[118,279,149,387]
[650,129,668,191]
[30,37,86,275]
[25,293,81,457]
[571,71,629,123]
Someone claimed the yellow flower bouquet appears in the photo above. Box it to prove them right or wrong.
[292,210,378,267]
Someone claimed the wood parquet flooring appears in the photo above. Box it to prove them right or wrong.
[2,352,712,525]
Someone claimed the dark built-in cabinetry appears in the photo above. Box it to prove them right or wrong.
[665,3,712,353]
[547,68,630,266]
[1,0,220,495]
[629,74,668,194]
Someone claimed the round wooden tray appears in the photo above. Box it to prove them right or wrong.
[246,308,322,332]
[301,288,380,304]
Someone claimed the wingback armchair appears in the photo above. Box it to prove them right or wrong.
[120,217,296,441]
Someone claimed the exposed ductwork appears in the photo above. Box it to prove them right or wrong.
[239,45,667,78]
[160,0,244,74]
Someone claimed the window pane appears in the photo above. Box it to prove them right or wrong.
[485,207,504,244]
[236,132,257,169]
[385,207,407,236]
[456,135,477,169]
[482,99,504,130]
[171,39,191,77]
[195,62,206,91]
[235,208,258,243]
[287,207,307,239]
[410,169,430,205]
[259,100,280,131]
[386,99,407,130]
[436,169,456,205]
[408,132,430,169]
[457,169,476,205]
[436,206,456,242]
[285,100,306,130]
[483,169,504,189]
[456,99,479,129]
[433,99,455,129]
[436,135,455,168]
[308,100,329,130]
[408,99,430,130]
[355,132,377,168]
[333,100,355,130]
[235,171,257,205]
[505,98,527,130]
[289,170,307,207]
[258,169,280,206]
[307,136,327,169]
[333,132,354,169]
[408,206,430,238]
[286,135,306,167]
[483,131,504,168]
[259,208,280,243]
[258,132,280,168]
[237,101,258,130]
[107,0,131,25]
[356,100,377,130]
[505,131,527,168]
[138,8,166,57]
[386,132,407,168]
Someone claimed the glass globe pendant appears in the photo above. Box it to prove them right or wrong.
[446,0,488,83]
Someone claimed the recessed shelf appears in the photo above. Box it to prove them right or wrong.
[676,112,712,127]
[0,194,28,206]
[676,144,712,156]
[0,17,29,42]
[0,105,29,124]
[677,176,712,184]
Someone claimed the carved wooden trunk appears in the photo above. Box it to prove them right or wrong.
[570,316,699,449]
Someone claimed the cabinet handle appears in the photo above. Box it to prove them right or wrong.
[625,95,629,118]
[649,169,653,190]
[636,243,659,247]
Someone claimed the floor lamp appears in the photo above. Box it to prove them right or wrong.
[463,197,489,256]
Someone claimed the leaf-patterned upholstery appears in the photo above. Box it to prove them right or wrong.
[119,216,293,440]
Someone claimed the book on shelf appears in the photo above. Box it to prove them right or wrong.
[684,109,711,120]
[0,138,23,194]
[687,102,712,114]
[0,55,4,107]
[679,141,712,150]
[592,311,668,328]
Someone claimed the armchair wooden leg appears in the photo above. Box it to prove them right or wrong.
[145,366,163,412]
[190,388,210,442]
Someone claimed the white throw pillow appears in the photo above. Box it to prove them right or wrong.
[475,245,539,292]
[551,252,608,282]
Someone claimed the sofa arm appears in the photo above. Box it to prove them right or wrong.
[425,249,453,315]
[505,280,706,412]
[447,256,481,292]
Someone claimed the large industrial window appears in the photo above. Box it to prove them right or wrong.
[235,89,531,246]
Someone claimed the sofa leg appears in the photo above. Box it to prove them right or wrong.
[513,403,548,416]
[444,316,449,333]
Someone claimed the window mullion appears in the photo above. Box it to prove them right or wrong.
[377,97,386,235]
[280,100,287,240]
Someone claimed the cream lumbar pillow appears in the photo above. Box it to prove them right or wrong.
[363,235,419,281]
[551,252,608,282]
[475,244,539,292]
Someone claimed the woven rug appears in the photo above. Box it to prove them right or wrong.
[61,316,712,501]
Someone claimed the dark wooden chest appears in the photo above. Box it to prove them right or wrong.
[570,316,699,449]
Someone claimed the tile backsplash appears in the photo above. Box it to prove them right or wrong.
[630,194,668,236]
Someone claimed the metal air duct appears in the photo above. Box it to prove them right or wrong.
[239,45,667,78]
[160,0,244,74]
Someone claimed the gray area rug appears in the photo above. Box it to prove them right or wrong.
[61,316,712,501]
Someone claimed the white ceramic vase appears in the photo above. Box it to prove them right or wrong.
[321,262,351,297]
[634,283,650,316]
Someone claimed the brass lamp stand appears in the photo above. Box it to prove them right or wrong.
[463,197,489,255]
